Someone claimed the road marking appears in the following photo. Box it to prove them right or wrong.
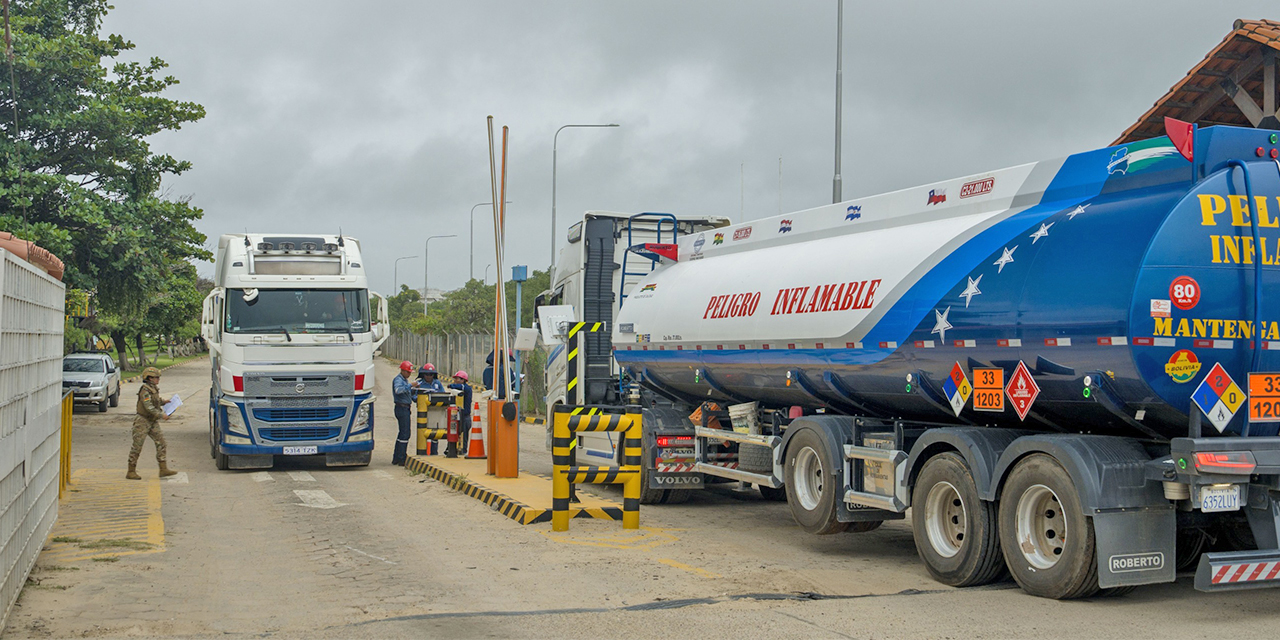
[41,469,165,562]
[251,471,274,482]
[293,489,346,509]
[344,545,397,565]
[372,470,394,480]
[166,471,189,484]
[287,471,316,482]
[538,526,679,550]
[657,558,722,579]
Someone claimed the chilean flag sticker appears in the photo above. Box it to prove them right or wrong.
[1164,117,1194,162]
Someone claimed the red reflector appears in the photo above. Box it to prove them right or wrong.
[232,375,244,392]
[355,374,365,390]
[1193,451,1256,475]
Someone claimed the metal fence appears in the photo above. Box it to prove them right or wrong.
[382,331,496,381]
[0,249,65,627]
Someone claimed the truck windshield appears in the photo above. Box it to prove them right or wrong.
[225,289,370,335]
[63,358,105,373]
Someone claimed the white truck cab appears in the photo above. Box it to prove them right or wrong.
[202,234,388,469]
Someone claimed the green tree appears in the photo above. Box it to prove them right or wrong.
[387,284,424,329]
[0,0,209,321]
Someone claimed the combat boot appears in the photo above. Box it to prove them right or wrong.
[158,461,177,478]
[126,464,141,480]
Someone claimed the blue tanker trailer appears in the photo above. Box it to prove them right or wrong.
[544,124,1280,599]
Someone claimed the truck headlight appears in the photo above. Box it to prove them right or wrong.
[225,435,251,445]
[352,400,373,432]
[349,431,372,442]
[223,404,249,435]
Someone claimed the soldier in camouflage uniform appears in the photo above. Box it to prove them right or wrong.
[128,367,178,479]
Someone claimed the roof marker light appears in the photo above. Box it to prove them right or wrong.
[1257,147,1266,157]
[1271,133,1278,144]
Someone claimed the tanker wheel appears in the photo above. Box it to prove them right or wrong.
[911,452,1005,587]
[662,489,691,504]
[784,429,848,535]
[624,443,668,505]
[998,454,1099,599]
[758,484,787,501]
[847,520,883,533]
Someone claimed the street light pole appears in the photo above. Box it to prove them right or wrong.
[423,234,456,307]
[832,0,844,203]
[485,264,492,285]
[470,201,510,282]
[393,255,418,292]
[552,123,620,271]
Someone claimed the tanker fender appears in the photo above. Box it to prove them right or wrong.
[905,427,1036,505]
[778,415,856,480]
[985,434,1167,512]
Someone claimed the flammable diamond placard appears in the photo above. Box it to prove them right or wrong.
[942,361,972,417]
[1005,361,1040,421]
[1192,362,1244,433]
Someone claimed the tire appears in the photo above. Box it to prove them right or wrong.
[847,520,883,533]
[738,443,773,474]
[214,432,230,471]
[784,429,848,535]
[1176,528,1209,571]
[911,452,1005,587]
[626,442,667,505]
[662,489,691,504]
[109,388,119,408]
[759,484,787,501]
[998,454,1099,599]
[98,397,108,412]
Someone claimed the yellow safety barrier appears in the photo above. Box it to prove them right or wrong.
[415,393,456,455]
[552,406,642,531]
[59,391,73,499]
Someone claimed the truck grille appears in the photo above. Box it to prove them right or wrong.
[243,372,354,397]
[258,427,339,442]
[252,407,346,422]
[62,381,90,388]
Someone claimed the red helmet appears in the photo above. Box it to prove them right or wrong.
[399,361,414,372]
[419,363,437,374]
[454,371,468,382]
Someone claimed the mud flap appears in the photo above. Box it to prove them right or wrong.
[1094,508,1176,588]
[228,454,274,470]
[326,451,373,467]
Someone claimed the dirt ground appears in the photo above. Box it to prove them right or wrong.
[6,358,1280,639]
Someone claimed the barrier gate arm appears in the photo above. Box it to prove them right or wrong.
[552,407,643,531]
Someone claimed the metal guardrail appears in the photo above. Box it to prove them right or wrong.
[59,391,73,499]
[552,406,642,531]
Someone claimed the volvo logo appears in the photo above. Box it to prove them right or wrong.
[295,383,306,394]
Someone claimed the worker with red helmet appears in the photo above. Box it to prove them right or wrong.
[417,362,445,393]
[448,371,474,450]
[391,360,422,466]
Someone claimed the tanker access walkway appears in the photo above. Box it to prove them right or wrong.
[404,450,625,525]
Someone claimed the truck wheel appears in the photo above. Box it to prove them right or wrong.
[998,454,1098,599]
[784,429,848,535]
[847,521,883,533]
[214,432,230,471]
[626,445,667,505]
[109,388,119,408]
[738,443,773,474]
[911,452,1005,587]
[758,484,787,501]
[98,397,108,412]
[662,489,691,504]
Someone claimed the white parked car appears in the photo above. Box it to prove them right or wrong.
[62,353,122,412]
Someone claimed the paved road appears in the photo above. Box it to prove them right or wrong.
[6,358,1280,638]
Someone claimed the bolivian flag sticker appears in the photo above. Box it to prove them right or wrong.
[1165,349,1202,384]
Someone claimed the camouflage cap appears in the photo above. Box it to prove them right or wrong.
[142,367,162,380]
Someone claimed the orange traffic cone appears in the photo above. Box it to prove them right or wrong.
[465,401,487,459]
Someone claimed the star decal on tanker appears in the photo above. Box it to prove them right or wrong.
[1066,204,1089,220]
[931,306,953,344]
[1029,222,1054,244]
[993,245,1017,273]
[958,274,983,308]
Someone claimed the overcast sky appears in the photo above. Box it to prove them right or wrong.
[102,1,1274,296]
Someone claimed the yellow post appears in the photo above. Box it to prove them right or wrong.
[551,411,571,531]
[59,393,73,499]
[621,410,642,529]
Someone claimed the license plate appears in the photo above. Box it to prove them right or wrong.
[1201,484,1241,513]
[282,446,318,456]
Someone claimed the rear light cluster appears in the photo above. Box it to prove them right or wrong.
[656,436,694,448]
[1193,451,1256,475]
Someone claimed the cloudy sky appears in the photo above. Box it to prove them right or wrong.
[102,1,1274,295]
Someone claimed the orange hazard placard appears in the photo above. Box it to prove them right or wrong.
[1249,373,1280,422]
[973,368,1004,412]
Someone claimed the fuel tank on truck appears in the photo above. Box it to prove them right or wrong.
[613,125,1280,440]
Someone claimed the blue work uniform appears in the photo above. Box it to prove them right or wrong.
[391,374,419,465]
[449,381,474,449]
